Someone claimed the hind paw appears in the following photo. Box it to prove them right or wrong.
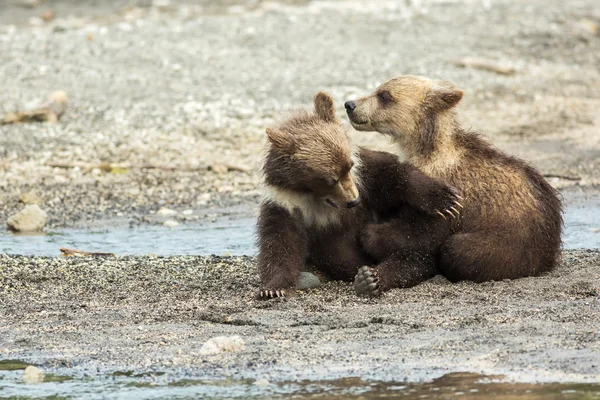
[354,266,381,297]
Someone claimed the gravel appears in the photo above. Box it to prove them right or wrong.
[0,250,599,383]
[0,0,599,228]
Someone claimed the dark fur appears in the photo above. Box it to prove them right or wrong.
[258,148,457,293]
[257,93,459,296]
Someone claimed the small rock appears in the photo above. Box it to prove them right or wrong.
[40,10,55,22]
[163,219,179,227]
[217,185,234,193]
[182,209,194,216]
[29,16,44,26]
[19,192,42,205]
[253,378,270,386]
[7,205,47,232]
[118,22,133,32]
[157,207,178,216]
[22,366,44,383]
[199,335,245,355]
[579,19,599,35]
[210,164,228,174]
[296,272,321,290]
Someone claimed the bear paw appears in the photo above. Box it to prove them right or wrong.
[257,288,289,300]
[354,266,381,297]
[436,186,464,220]
[421,184,463,220]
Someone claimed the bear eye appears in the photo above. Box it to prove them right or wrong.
[377,91,393,104]
[327,177,339,186]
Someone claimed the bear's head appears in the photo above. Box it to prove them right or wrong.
[264,92,360,209]
[344,75,463,156]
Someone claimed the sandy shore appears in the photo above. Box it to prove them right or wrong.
[1,250,599,383]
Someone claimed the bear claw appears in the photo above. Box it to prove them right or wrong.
[258,289,286,300]
[354,266,381,297]
[432,188,463,219]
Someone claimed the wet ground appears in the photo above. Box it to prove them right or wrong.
[1,201,599,256]
[1,367,599,399]
[1,216,257,257]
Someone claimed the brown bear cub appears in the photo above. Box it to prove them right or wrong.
[345,75,563,286]
[257,92,462,298]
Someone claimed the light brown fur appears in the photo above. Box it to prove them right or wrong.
[346,75,563,282]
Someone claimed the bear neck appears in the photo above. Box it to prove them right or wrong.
[399,110,463,177]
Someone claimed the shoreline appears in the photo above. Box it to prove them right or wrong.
[1,250,599,384]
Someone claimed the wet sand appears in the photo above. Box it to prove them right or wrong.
[1,250,599,384]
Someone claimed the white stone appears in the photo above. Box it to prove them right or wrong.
[22,366,44,383]
[7,205,47,232]
[163,219,179,227]
[157,207,178,216]
[19,192,42,205]
[199,335,245,355]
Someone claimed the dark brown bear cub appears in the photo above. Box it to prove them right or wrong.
[257,92,462,298]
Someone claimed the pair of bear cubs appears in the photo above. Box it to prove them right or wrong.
[257,75,563,299]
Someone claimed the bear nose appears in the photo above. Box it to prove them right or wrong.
[346,196,361,208]
[344,101,356,113]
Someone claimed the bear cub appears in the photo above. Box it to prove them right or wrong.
[346,75,563,283]
[257,92,462,298]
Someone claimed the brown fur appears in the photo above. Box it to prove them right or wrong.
[346,75,563,282]
[257,92,461,297]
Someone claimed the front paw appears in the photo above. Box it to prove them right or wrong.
[257,288,290,300]
[423,184,463,220]
[354,266,381,297]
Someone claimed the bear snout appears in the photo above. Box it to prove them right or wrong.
[344,100,356,113]
[346,196,361,209]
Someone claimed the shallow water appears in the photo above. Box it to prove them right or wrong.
[1,204,598,256]
[0,217,257,257]
[0,368,599,400]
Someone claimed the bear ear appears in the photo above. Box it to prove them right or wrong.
[429,81,463,111]
[314,91,338,123]
[266,127,295,153]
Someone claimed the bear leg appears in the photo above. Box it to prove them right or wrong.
[354,251,438,297]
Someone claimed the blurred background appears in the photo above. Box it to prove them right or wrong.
[1,0,599,232]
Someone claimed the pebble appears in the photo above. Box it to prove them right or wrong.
[253,378,270,386]
[22,366,44,383]
[199,335,245,355]
[182,209,194,216]
[157,207,178,216]
[7,205,48,232]
[19,192,42,205]
[163,219,179,227]
[210,164,229,174]
[297,272,322,290]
